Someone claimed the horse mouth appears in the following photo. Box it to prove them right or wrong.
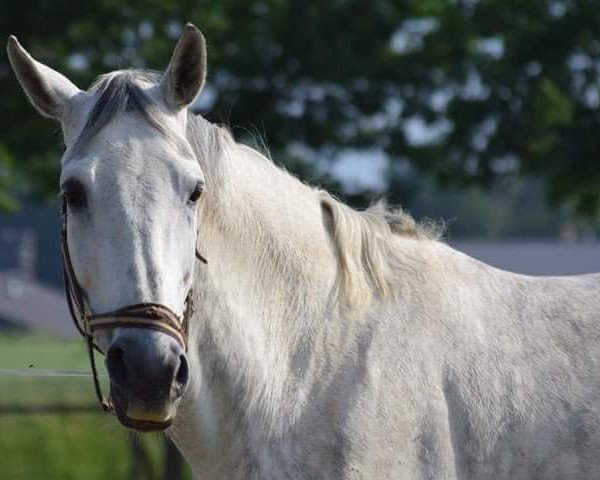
[110,385,174,432]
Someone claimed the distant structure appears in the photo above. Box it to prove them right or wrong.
[0,271,72,337]
[452,240,600,277]
[0,206,63,288]
[0,210,73,337]
[0,227,36,278]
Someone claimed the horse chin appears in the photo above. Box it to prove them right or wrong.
[110,385,175,432]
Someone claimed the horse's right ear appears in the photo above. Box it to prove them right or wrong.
[6,36,81,119]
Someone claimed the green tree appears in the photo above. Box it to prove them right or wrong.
[1,0,600,218]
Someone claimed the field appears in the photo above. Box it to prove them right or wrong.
[0,333,188,480]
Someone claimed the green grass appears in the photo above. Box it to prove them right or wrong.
[0,332,93,370]
[0,414,132,479]
[0,332,192,480]
[0,332,108,405]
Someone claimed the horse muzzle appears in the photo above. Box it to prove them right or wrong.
[105,326,190,432]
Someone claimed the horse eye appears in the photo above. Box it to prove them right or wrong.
[188,183,203,203]
[63,179,87,209]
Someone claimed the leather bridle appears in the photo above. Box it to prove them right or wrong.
[60,195,206,414]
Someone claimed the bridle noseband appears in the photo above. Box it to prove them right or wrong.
[60,196,206,414]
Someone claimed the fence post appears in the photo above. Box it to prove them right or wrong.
[130,433,142,480]
[163,437,184,480]
[130,433,157,480]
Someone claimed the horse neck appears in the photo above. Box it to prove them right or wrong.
[194,123,336,308]
[184,118,338,432]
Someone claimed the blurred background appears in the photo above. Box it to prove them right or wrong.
[1,0,600,479]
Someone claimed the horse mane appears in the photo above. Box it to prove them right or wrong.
[186,115,441,308]
[319,194,441,306]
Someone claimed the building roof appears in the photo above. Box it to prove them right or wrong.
[0,271,75,337]
[452,240,600,276]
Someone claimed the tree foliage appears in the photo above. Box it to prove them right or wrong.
[1,0,600,216]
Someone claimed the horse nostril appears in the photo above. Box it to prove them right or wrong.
[106,336,188,399]
[106,345,127,388]
[175,354,189,388]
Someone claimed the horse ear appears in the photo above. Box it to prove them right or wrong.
[163,23,207,111]
[6,36,81,119]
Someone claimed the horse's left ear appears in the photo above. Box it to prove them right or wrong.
[163,23,207,111]
[6,35,81,119]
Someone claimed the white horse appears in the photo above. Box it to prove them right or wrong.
[8,24,600,480]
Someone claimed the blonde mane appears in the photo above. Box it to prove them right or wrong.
[320,193,441,308]
[188,113,441,309]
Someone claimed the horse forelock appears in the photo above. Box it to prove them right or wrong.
[69,70,170,156]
